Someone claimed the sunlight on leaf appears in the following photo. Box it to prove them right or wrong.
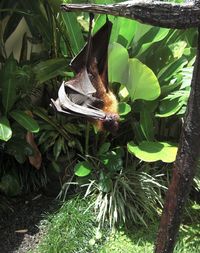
[168,41,187,59]
[0,116,12,141]
[156,97,186,117]
[62,12,84,55]
[10,110,40,133]
[118,102,131,116]
[74,161,93,177]
[127,58,160,101]
[108,42,129,84]
[127,141,178,163]
[119,86,129,99]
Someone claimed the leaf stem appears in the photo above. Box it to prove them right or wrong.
[85,121,90,155]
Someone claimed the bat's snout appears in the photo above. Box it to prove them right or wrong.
[103,114,119,133]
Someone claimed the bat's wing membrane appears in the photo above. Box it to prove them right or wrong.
[52,82,106,120]
[66,68,96,95]
[63,68,103,106]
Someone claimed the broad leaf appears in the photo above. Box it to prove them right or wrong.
[133,25,169,57]
[2,55,17,113]
[156,97,186,117]
[118,102,131,116]
[108,42,129,84]
[98,142,111,155]
[101,151,123,171]
[33,58,67,84]
[116,18,137,48]
[168,41,187,59]
[158,57,188,83]
[62,12,84,55]
[10,110,40,133]
[74,161,93,177]
[127,58,160,101]
[0,116,12,141]
[127,141,178,163]
[136,27,170,56]
[133,23,152,44]
[93,14,107,34]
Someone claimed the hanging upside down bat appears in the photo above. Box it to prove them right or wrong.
[51,15,119,132]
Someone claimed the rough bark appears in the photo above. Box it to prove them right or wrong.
[61,1,200,29]
[155,27,200,253]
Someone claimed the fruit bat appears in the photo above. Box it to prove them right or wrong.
[51,15,119,132]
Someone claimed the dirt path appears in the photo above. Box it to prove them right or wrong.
[0,193,59,253]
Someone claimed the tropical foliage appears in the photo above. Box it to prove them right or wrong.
[0,0,199,227]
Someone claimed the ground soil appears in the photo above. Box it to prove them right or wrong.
[0,193,59,253]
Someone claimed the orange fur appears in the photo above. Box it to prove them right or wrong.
[89,58,119,131]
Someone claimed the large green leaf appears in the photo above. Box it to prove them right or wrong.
[100,151,123,172]
[74,161,93,177]
[158,57,188,83]
[62,12,85,55]
[126,58,160,101]
[2,55,17,113]
[133,25,170,56]
[0,116,12,141]
[168,41,187,59]
[93,14,106,34]
[33,58,67,84]
[156,96,186,117]
[127,141,178,163]
[98,142,111,155]
[108,42,129,84]
[10,110,40,133]
[116,18,137,47]
[133,23,152,44]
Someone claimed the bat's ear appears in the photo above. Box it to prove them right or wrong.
[70,18,112,74]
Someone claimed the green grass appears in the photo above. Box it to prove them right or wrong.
[33,197,109,253]
[32,198,200,253]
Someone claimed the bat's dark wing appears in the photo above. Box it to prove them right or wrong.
[70,19,112,76]
[51,18,113,122]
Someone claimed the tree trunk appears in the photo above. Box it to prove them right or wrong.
[155,26,200,252]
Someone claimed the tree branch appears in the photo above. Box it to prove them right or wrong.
[61,1,200,29]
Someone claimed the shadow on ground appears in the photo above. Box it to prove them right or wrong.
[0,192,60,253]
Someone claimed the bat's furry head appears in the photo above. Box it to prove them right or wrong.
[102,114,119,133]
